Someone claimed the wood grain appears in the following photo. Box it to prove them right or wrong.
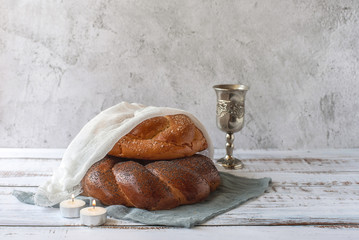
[1,157,358,187]
[1,226,358,240]
[2,184,359,226]
[1,149,358,239]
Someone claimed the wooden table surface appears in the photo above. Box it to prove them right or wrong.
[1,148,358,239]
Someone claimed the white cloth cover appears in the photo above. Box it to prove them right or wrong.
[35,102,213,206]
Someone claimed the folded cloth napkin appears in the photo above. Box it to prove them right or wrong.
[13,172,271,228]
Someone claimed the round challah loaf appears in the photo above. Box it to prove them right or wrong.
[108,114,208,160]
[81,154,220,210]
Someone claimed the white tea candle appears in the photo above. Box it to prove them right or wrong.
[80,200,107,226]
[60,194,86,218]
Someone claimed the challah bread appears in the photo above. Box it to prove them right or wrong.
[108,114,208,160]
[81,154,220,210]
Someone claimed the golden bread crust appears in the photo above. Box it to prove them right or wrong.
[108,114,208,160]
[81,154,220,210]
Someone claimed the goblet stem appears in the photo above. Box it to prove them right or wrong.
[217,132,244,169]
[225,132,234,160]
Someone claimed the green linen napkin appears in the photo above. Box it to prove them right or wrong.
[13,172,271,228]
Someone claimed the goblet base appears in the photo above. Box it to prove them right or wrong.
[217,157,244,169]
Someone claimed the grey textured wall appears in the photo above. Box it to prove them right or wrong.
[1,0,359,149]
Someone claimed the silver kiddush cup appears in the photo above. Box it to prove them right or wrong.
[213,84,249,169]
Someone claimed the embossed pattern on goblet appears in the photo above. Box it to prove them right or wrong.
[216,100,244,119]
[213,84,249,169]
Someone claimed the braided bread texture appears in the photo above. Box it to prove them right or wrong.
[81,154,220,210]
[108,114,208,160]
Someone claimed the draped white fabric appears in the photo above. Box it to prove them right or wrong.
[34,102,213,206]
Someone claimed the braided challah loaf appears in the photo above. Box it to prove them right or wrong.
[81,114,219,210]
[81,154,220,210]
[108,114,208,160]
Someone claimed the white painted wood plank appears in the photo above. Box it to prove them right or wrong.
[1,169,358,187]
[0,158,60,172]
[1,157,358,187]
[1,148,359,160]
[2,172,358,188]
[0,226,358,240]
[2,157,359,173]
[0,148,65,159]
[2,184,358,226]
[4,172,357,187]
